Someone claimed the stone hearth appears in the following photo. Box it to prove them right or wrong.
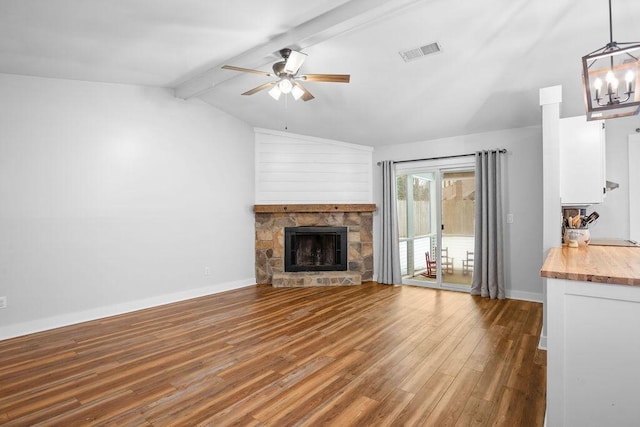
[272,271,361,288]
[254,204,375,286]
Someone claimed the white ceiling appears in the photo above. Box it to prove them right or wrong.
[1,0,639,146]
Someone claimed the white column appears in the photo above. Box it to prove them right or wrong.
[540,85,562,426]
[539,85,562,351]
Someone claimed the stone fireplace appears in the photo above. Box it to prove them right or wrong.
[254,204,375,287]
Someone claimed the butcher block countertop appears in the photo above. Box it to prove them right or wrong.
[541,246,640,286]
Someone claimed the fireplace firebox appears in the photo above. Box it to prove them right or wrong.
[284,226,348,272]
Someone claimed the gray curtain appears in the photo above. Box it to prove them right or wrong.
[378,160,402,284]
[471,150,505,299]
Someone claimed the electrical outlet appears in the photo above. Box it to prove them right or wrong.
[507,213,514,224]
[204,267,211,276]
[0,296,7,309]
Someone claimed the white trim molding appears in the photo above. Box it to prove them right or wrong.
[505,289,543,303]
[0,278,255,341]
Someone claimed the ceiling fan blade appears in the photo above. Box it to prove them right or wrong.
[293,81,315,102]
[241,81,277,96]
[301,74,350,83]
[222,65,272,77]
[284,50,307,74]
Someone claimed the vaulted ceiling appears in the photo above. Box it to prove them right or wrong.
[1,0,638,145]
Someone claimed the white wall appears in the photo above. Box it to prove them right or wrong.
[255,128,373,204]
[373,126,544,301]
[0,74,255,339]
[586,116,640,239]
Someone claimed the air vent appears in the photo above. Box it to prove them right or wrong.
[399,42,442,62]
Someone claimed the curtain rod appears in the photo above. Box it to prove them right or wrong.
[376,149,506,166]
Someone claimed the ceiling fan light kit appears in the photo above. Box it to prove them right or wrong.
[582,0,640,120]
[290,85,305,101]
[268,85,282,101]
[222,48,350,102]
[278,78,293,94]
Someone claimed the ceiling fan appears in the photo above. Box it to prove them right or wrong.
[222,48,350,102]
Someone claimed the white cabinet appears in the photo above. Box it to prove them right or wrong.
[559,116,606,205]
[547,278,640,426]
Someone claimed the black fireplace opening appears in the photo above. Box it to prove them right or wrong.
[284,226,348,272]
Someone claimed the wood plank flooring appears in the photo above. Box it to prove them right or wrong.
[0,282,546,426]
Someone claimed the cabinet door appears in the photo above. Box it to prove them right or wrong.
[559,116,605,205]
[547,278,640,426]
[631,134,640,242]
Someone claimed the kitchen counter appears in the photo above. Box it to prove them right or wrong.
[541,245,640,286]
[543,245,640,426]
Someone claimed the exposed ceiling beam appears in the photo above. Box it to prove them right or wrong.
[173,0,424,99]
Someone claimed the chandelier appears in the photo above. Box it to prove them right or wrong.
[582,0,640,120]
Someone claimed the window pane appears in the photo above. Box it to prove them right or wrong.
[399,240,408,276]
[442,170,475,286]
[442,171,475,235]
[414,236,431,270]
[412,176,431,236]
[396,175,408,238]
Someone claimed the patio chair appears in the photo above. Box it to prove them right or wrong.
[441,247,454,274]
[462,251,474,275]
[421,252,437,278]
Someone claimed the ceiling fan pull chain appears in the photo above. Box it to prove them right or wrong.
[284,94,288,130]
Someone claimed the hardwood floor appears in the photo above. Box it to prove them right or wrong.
[0,282,546,426]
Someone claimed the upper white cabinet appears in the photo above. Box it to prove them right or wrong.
[559,116,606,205]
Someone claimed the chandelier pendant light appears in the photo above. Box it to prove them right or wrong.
[582,0,640,120]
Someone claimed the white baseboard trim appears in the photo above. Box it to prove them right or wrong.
[538,334,547,350]
[505,289,543,303]
[0,278,255,341]
[382,278,543,303]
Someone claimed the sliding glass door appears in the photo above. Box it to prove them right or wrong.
[396,160,475,290]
